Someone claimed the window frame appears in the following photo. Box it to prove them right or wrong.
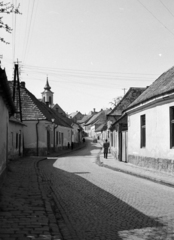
[170,107,174,148]
[140,114,146,148]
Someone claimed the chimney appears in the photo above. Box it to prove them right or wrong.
[46,102,49,107]
[93,108,95,112]
[20,81,25,88]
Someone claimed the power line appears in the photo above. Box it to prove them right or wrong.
[21,63,159,76]
[23,0,37,63]
[137,0,174,38]
[159,0,174,19]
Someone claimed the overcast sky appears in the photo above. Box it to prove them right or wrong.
[1,0,174,114]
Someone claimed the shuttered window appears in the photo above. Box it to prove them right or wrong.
[170,107,174,148]
[140,114,146,148]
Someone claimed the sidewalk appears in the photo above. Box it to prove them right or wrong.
[97,148,174,188]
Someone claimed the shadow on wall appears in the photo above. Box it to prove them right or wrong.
[40,159,165,240]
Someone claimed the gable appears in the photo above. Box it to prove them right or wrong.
[128,66,174,109]
[109,88,146,115]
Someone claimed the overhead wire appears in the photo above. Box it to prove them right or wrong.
[12,0,17,62]
[23,0,37,64]
[137,0,174,38]
[21,0,31,62]
[159,0,174,19]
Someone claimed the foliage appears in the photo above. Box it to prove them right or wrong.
[109,96,122,107]
[0,1,21,44]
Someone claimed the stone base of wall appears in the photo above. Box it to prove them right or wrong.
[128,154,174,175]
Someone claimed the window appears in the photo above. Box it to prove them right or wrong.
[140,114,146,148]
[11,132,13,147]
[170,107,174,148]
[49,96,52,104]
[56,131,58,145]
[58,132,61,144]
[61,133,63,146]
[16,133,18,149]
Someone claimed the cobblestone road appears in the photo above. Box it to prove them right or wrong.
[39,142,174,240]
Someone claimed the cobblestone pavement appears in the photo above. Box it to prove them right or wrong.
[39,141,174,240]
[0,157,63,240]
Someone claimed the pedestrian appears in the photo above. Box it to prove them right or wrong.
[103,139,110,159]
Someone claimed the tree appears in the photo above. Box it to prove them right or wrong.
[109,96,122,107]
[0,1,21,44]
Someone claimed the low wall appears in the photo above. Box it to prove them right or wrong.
[128,154,174,175]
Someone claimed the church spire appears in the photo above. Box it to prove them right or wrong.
[44,77,51,91]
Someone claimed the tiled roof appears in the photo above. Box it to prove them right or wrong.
[85,109,110,126]
[8,81,71,128]
[69,111,80,118]
[77,114,93,124]
[95,122,107,132]
[126,66,174,110]
[0,68,15,115]
[109,87,146,115]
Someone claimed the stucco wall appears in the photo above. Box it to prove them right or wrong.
[0,96,8,176]
[128,101,174,173]
[8,122,24,160]
[57,126,71,147]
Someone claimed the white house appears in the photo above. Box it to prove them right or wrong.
[125,66,174,174]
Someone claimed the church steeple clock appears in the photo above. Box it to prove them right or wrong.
[41,77,54,106]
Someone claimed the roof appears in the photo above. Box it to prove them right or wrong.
[77,114,93,124]
[51,103,66,115]
[85,109,110,126]
[69,111,82,118]
[108,87,146,116]
[126,66,174,110]
[8,81,71,128]
[0,68,15,115]
[9,116,26,126]
[95,122,107,132]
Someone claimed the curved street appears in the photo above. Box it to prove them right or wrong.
[39,140,174,240]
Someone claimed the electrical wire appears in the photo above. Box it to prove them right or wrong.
[159,0,174,19]
[137,0,174,38]
[23,0,37,64]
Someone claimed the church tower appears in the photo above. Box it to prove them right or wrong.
[41,77,54,106]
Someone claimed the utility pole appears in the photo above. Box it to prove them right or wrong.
[13,60,22,122]
[122,88,126,96]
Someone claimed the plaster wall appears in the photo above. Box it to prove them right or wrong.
[8,122,24,159]
[23,120,48,149]
[0,96,8,175]
[57,126,71,146]
[128,101,174,173]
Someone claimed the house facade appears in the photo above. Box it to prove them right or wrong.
[125,67,174,174]
[108,87,146,162]
[10,79,72,156]
[0,68,15,177]
[8,117,25,160]
[69,111,84,122]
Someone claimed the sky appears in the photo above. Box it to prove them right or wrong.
[1,0,174,114]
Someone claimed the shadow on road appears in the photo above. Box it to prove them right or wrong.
[40,158,165,240]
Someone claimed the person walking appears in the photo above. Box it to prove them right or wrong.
[103,139,110,159]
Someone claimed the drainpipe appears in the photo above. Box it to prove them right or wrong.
[36,119,40,156]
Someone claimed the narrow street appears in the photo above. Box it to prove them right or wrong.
[39,140,174,240]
